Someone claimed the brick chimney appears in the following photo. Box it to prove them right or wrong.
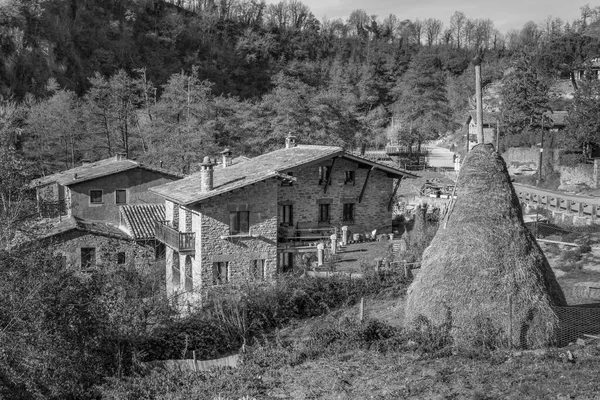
[221,148,233,168]
[200,156,214,192]
[285,134,297,149]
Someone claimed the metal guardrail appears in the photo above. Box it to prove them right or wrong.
[154,220,195,253]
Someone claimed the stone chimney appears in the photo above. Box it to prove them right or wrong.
[80,159,91,166]
[285,134,297,149]
[221,148,233,168]
[115,152,128,161]
[200,156,214,192]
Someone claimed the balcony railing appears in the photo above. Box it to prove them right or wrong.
[155,220,195,254]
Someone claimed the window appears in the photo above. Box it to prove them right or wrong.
[185,256,193,290]
[251,259,265,279]
[155,243,166,260]
[213,261,229,285]
[89,190,103,204]
[319,204,330,224]
[185,209,192,231]
[343,203,355,223]
[115,189,127,205]
[172,251,180,287]
[117,252,126,265]
[281,204,293,226]
[318,166,331,185]
[173,204,179,229]
[229,211,249,235]
[344,171,355,185]
[281,171,294,186]
[81,247,96,269]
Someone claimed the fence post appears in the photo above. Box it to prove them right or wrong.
[193,350,198,372]
[593,205,598,223]
[507,294,513,349]
[359,297,364,323]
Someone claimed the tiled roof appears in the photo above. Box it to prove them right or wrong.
[232,156,250,165]
[120,204,165,240]
[151,145,416,206]
[15,216,131,246]
[31,157,183,187]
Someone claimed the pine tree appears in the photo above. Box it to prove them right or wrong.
[500,54,550,137]
[566,75,600,155]
[392,50,453,149]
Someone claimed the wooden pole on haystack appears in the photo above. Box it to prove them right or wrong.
[474,50,484,144]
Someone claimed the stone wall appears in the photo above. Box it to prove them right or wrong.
[502,147,561,170]
[37,183,59,202]
[558,164,596,191]
[69,168,179,224]
[48,231,154,269]
[278,158,393,235]
[197,179,278,289]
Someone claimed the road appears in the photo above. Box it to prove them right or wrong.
[424,142,455,169]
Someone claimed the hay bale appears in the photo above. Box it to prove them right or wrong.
[405,144,566,349]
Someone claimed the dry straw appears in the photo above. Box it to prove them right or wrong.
[405,144,566,349]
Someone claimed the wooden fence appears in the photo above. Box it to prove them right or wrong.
[141,353,239,373]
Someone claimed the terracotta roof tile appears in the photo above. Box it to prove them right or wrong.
[120,204,165,240]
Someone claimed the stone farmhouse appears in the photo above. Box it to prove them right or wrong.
[150,137,415,307]
[28,154,183,268]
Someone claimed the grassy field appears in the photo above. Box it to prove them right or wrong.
[103,217,600,399]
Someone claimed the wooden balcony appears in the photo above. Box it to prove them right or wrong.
[155,220,195,254]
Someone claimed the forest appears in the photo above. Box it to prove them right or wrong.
[1,0,600,176]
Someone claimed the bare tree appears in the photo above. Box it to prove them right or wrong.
[412,19,423,45]
[449,11,467,49]
[424,18,443,46]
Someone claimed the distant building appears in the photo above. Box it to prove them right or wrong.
[573,57,600,81]
[150,137,416,308]
[466,111,499,144]
[466,110,568,147]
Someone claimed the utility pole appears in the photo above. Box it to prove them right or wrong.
[473,50,484,144]
[496,119,500,151]
[538,116,545,184]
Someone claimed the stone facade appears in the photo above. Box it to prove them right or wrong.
[47,231,155,269]
[164,180,279,305]
[279,158,393,235]
[67,169,177,224]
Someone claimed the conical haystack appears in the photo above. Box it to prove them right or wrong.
[405,144,566,349]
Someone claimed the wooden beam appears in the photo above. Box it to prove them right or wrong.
[359,167,375,204]
[388,177,403,211]
[323,157,338,194]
